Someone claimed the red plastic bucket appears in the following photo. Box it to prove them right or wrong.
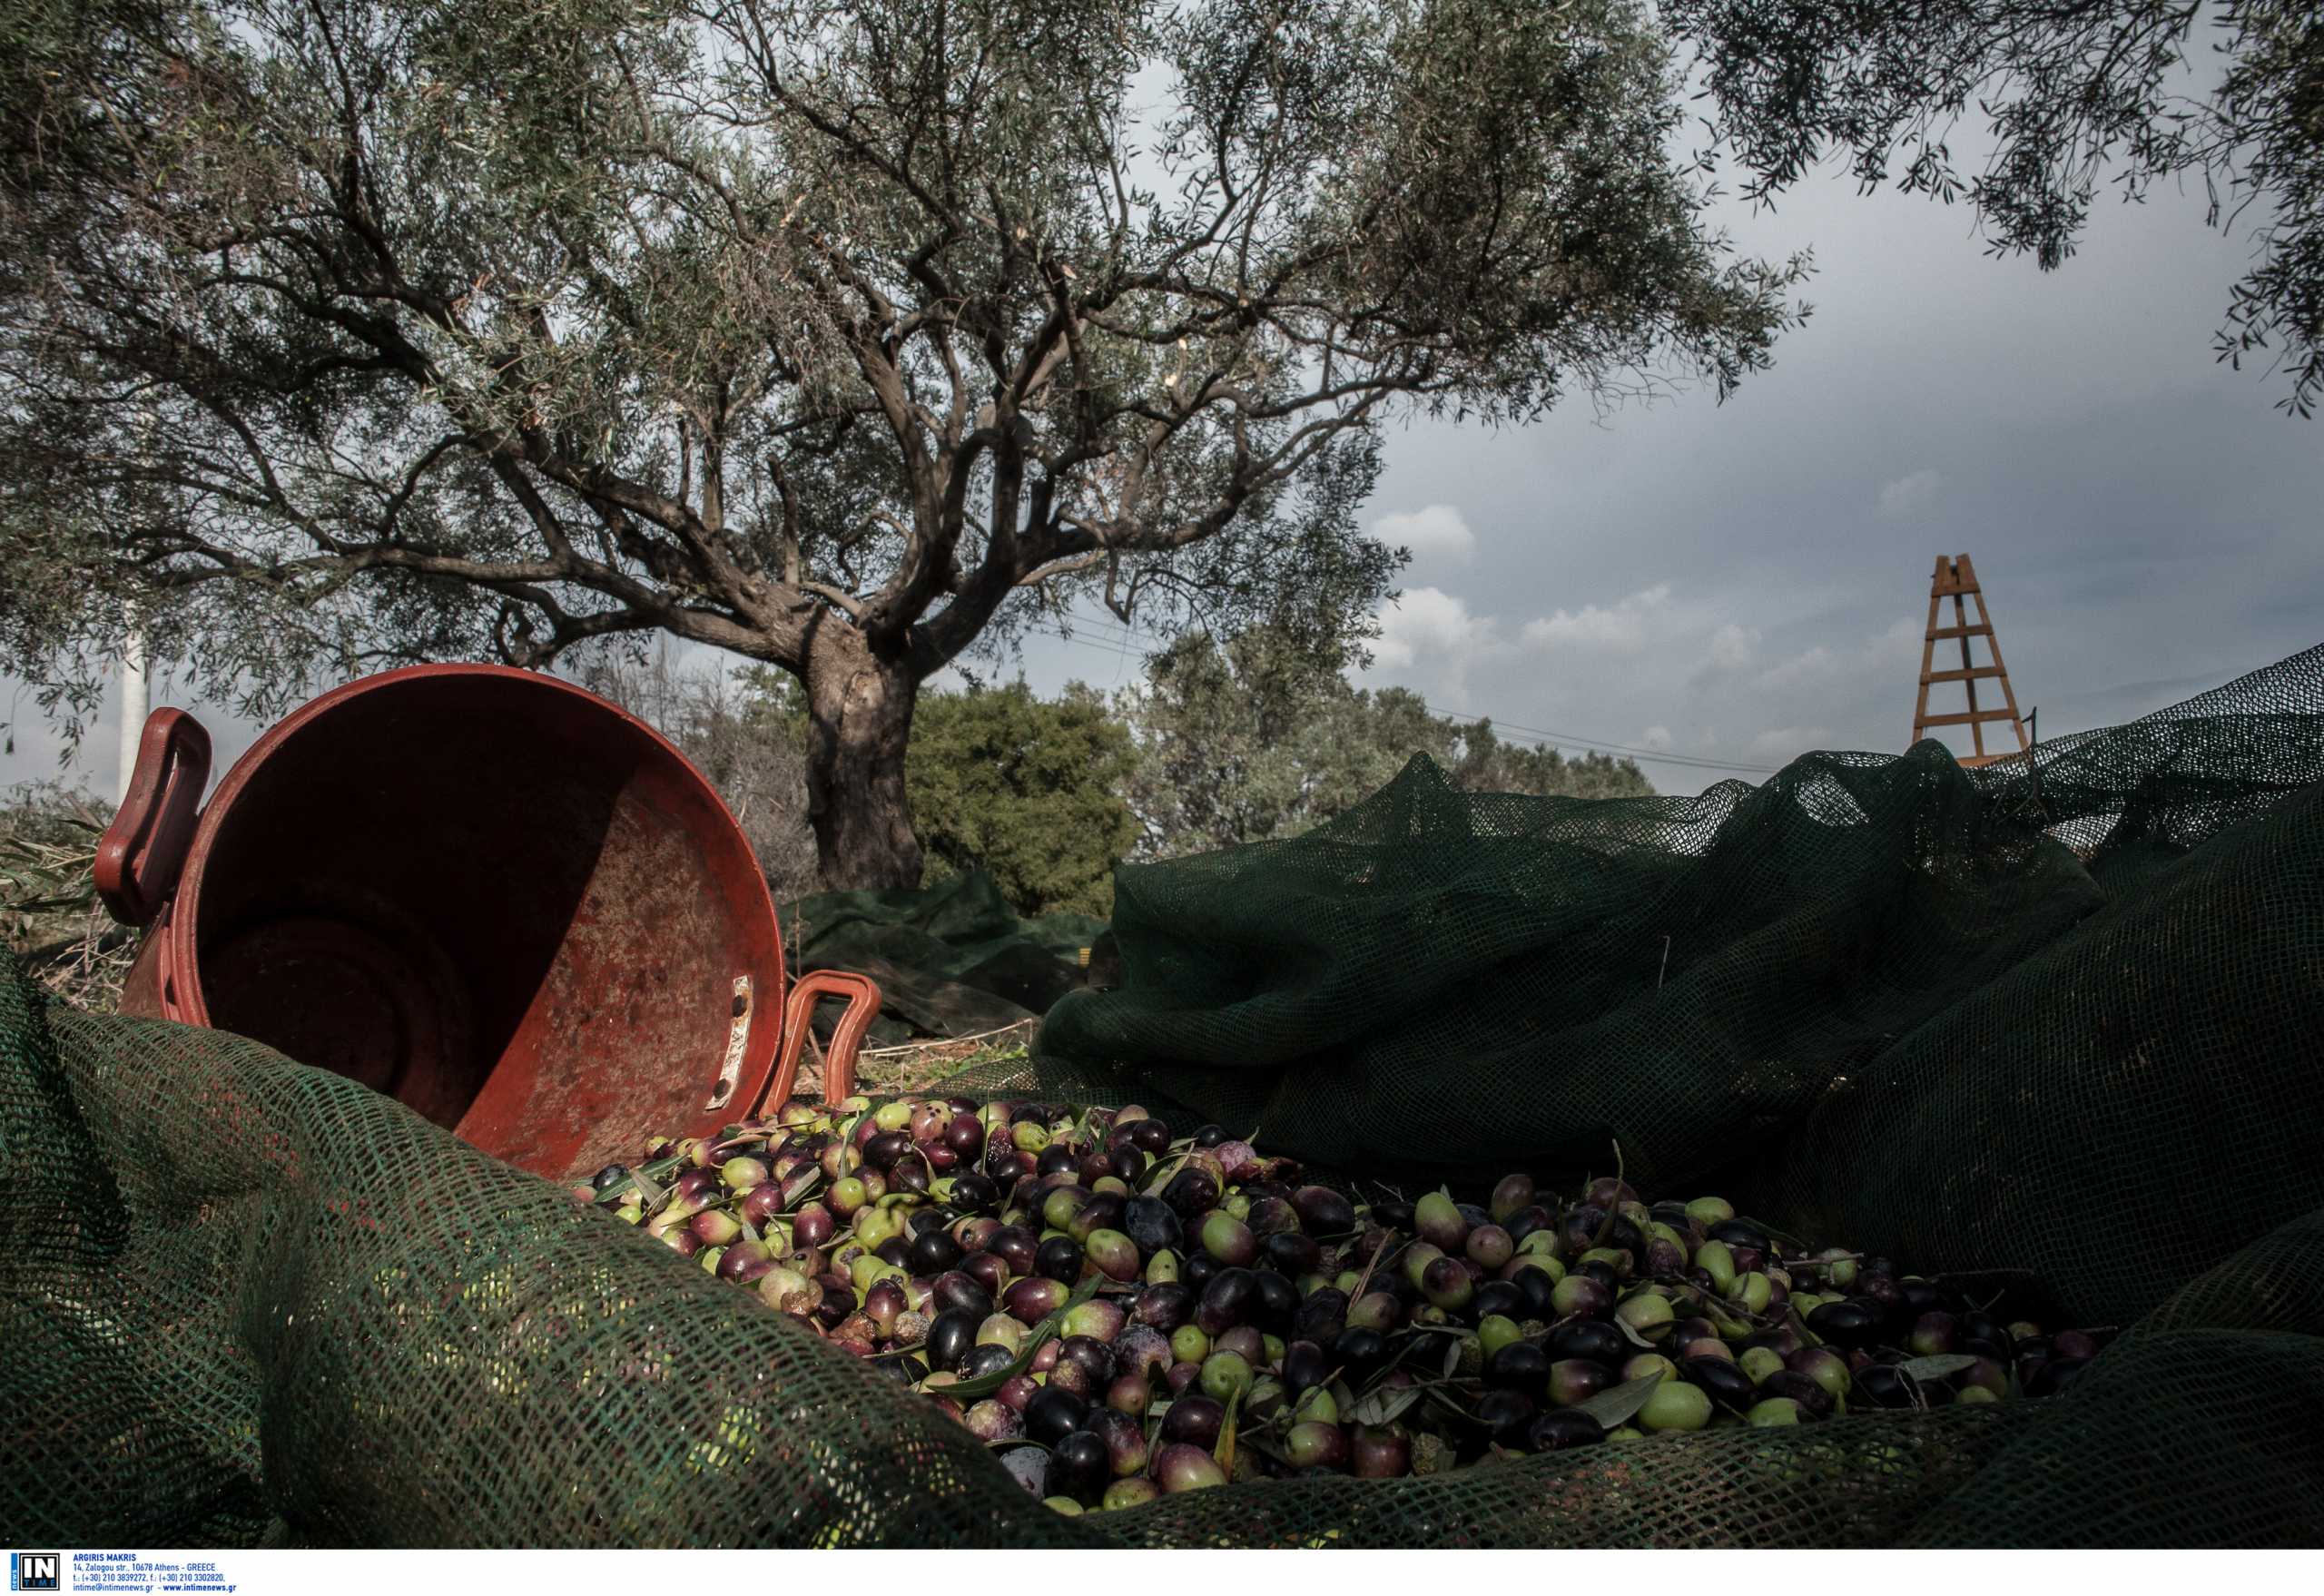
[97,664,876,1181]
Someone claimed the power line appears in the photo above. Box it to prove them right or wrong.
[1029,603,1783,778]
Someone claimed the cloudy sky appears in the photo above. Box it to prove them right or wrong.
[8,140,2320,802]
[1024,155,2324,792]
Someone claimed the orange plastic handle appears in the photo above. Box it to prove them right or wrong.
[745,969,882,1113]
[94,708,213,928]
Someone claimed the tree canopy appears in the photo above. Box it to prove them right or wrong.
[1,0,1801,885]
[1118,627,1653,856]
[1668,0,2324,414]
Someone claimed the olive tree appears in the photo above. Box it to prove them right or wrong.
[2,0,1801,885]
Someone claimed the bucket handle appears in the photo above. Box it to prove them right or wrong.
[741,970,882,1115]
[94,708,213,928]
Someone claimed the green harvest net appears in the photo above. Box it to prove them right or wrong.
[6,646,2324,1546]
[780,871,1105,1045]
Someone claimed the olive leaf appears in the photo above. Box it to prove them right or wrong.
[1143,1149,1193,1197]
[737,1216,761,1246]
[1423,1385,1489,1427]
[620,1164,666,1209]
[1350,1383,1423,1427]
[1570,1370,1665,1430]
[1900,1354,1980,1383]
[941,1276,1102,1400]
[1215,1387,1242,1473]
[1442,1335,1465,1378]
[1615,1315,1663,1350]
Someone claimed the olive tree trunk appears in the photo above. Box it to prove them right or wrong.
[801,633,923,892]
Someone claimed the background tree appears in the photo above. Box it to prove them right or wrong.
[1,0,1800,887]
[593,657,1137,914]
[579,647,823,900]
[1118,628,1653,855]
[1666,0,2324,414]
[905,682,1139,917]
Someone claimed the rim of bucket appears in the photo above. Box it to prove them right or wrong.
[164,662,785,1032]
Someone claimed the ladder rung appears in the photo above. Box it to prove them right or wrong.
[1931,583,1980,596]
[1957,752,2028,768]
[1928,624,1991,640]
[1923,665,2005,684]
[1919,708,2020,728]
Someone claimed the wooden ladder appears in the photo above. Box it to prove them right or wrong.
[1911,553,2029,768]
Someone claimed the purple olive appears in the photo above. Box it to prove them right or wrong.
[1211,1325,1264,1364]
[738,1183,786,1227]
[1085,1228,1141,1283]
[1422,1256,1475,1312]
[1049,1430,1111,1504]
[1024,1385,1088,1445]
[1466,1225,1514,1270]
[1350,1426,1411,1479]
[1249,1270,1300,1333]
[965,1399,1022,1441]
[1527,1409,1605,1452]
[1153,1443,1227,1493]
[998,1374,1040,1413]
[1003,1276,1068,1325]
[1787,1347,1852,1402]
[1107,1373,1153,1416]
[1503,1206,1555,1246]
[862,1279,908,1338]
[1199,1210,1259,1267]
[1161,1167,1220,1220]
[1115,1325,1172,1382]
[1293,1287,1349,1345]
[1059,1334,1118,1388]
[1061,1297,1128,1345]
[931,1270,995,1322]
[1489,1175,1536,1223]
[1036,1236,1085,1286]
[788,1203,832,1249]
[1548,1358,1611,1408]
[989,1226,1040,1277]
[1762,1369,1836,1419]
[1910,1311,1961,1357]
[1087,1405,1148,1478]
[908,1228,964,1278]
[1489,1341,1551,1399]
[944,1111,986,1160]
[1286,1421,1350,1470]
[1195,1267,1258,1335]
[1551,1275,1612,1319]
[1287,1186,1356,1234]
[950,1253,1002,1300]
[1068,1191,1127,1244]
[1133,1283,1195,1332]
[1158,1394,1226,1448]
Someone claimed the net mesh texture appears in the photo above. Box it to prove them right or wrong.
[5,645,2324,1547]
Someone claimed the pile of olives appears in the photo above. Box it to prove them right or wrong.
[581,1095,2103,1514]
